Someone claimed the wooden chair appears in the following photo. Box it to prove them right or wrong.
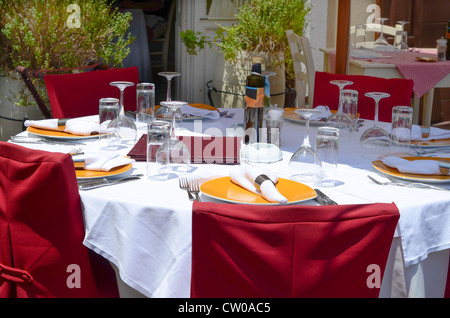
[0,142,119,298]
[350,23,403,49]
[191,201,399,298]
[286,30,315,108]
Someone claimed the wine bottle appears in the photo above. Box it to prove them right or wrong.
[244,62,265,144]
[446,20,450,60]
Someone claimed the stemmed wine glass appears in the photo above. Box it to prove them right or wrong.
[326,80,354,130]
[109,81,137,146]
[360,92,391,158]
[289,108,322,182]
[155,72,182,120]
[374,18,390,48]
[155,101,191,177]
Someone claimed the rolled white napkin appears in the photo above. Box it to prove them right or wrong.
[309,106,332,121]
[24,119,60,131]
[179,104,220,120]
[411,125,450,141]
[64,118,99,136]
[381,156,447,175]
[229,165,288,203]
[84,152,135,171]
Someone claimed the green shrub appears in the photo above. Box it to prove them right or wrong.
[0,0,134,106]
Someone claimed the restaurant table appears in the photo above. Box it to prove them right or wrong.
[321,48,450,127]
[9,109,450,298]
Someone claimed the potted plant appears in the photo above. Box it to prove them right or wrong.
[180,0,311,107]
[0,0,134,139]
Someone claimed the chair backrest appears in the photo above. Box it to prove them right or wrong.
[350,23,403,49]
[312,71,414,122]
[286,30,315,108]
[0,142,118,298]
[191,201,399,298]
[44,66,140,118]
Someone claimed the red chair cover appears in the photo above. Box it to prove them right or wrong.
[191,201,400,298]
[0,142,119,298]
[44,66,140,118]
[312,71,414,122]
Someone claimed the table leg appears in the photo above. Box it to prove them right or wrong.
[413,95,420,125]
[423,88,435,127]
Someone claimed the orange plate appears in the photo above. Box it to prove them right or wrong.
[200,176,317,205]
[74,162,133,179]
[282,108,345,126]
[27,126,100,139]
[372,157,450,183]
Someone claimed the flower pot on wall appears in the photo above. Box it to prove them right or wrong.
[211,51,285,108]
[0,76,45,141]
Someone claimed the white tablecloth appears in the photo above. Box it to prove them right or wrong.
[11,109,450,298]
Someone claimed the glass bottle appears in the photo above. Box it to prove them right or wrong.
[244,62,265,144]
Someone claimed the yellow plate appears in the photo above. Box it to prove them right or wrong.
[411,138,450,148]
[74,162,133,179]
[372,157,450,184]
[27,126,100,140]
[200,176,317,205]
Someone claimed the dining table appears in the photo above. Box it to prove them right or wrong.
[321,47,450,127]
[9,106,450,298]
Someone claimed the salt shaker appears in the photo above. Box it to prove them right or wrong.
[265,105,284,147]
[437,37,447,61]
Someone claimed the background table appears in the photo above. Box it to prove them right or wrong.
[11,109,450,298]
[321,48,450,127]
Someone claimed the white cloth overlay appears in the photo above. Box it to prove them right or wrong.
[179,104,220,120]
[382,156,448,175]
[84,152,135,171]
[229,165,288,203]
[25,117,99,136]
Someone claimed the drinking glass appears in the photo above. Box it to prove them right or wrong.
[326,80,354,131]
[110,81,137,146]
[289,108,322,183]
[99,98,120,150]
[155,101,191,176]
[394,31,408,53]
[374,17,390,48]
[315,126,340,187]
[390,106,413,154]
[341,89,359,132]
[360,92,391,158]
[147,120,170,180]
[353,24,366,49]
[136,82,155,129]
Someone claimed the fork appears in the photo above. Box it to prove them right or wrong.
[188,177,201,201]
[367,175,446,191]
[179,177,195,201]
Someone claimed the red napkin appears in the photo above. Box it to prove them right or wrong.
[127,134,241,164]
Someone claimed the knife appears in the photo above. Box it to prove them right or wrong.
[314,189,338,205]
[10,135,85,145]
[78,175,142,190]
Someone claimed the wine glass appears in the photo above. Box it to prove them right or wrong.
[374,18,390,48]
[360,92,391,158]
[289,108,322,183]
[155,101,191,177]
[158,71,181,101]
[325,80,354,131]
[109,81,137,146]
[156,72,182,120]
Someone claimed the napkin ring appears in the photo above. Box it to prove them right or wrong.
[254,174,274,190]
